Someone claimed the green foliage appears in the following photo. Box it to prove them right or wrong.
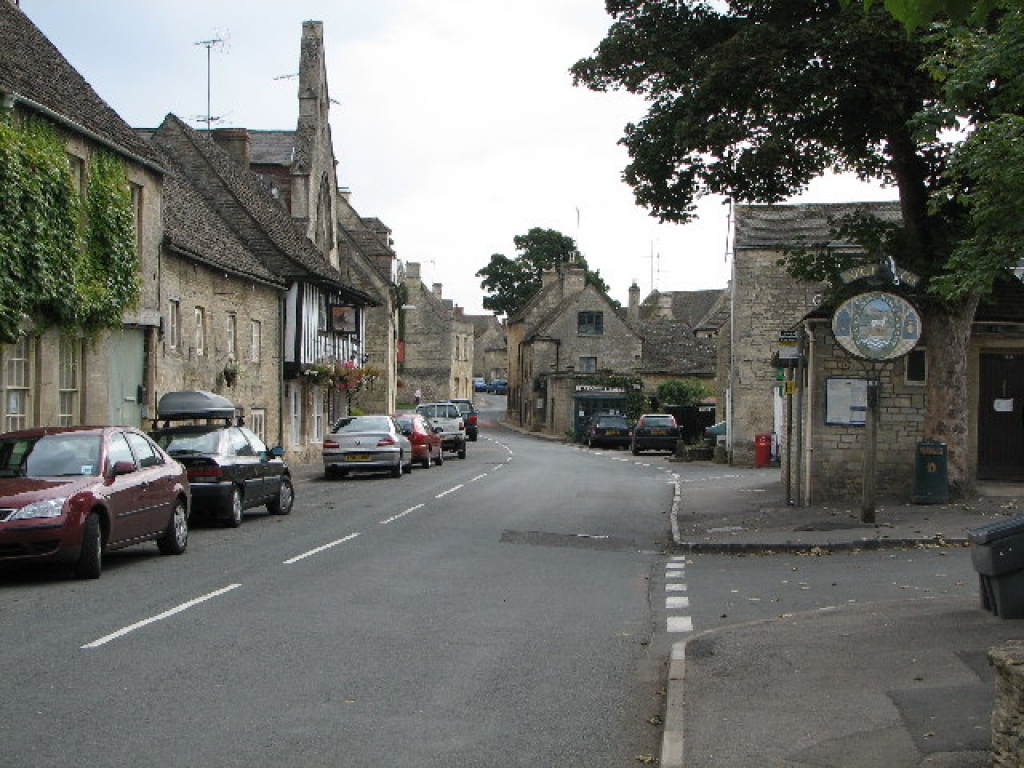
[848,0,1003,31]
[656,378,711,407]
[476,227,612,316]
[580,373,646,421]
[0,116,138,343]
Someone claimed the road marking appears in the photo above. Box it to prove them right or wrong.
[284,532,360,564]
[435,484,464,498]
[468,473,488,483]
[81,583,241,649]
[667,583,688,592]
[667,616,694,633]
[667,596,690,610]
[380,504,424,525]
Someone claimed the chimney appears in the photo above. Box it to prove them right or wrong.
[211,128,251,169]
[564,264,586,294]
[454,306,464,317]
[405,261,422,287]
[432,283,443,300]
[657,293,674,319]
[628,282,640,323]
[541,268,558,289]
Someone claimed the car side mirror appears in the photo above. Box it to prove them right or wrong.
[111,460,136,477]
[401,428,413,437]
[434,426,444,433]
[270,446,284,458]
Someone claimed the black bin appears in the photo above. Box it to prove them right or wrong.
[969,516,1024,619]
[912,441,948,504]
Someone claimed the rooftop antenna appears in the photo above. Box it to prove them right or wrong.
[194,32,229,131]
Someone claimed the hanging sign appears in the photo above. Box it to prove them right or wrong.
[832,292,921,361]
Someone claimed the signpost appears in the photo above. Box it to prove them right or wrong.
[831,291,922,522]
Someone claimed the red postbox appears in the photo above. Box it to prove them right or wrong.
[754,433,772,467]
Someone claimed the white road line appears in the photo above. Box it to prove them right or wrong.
[666,569,685,580]
[380,504,424,525]
[435,484,464,498]
[666,583,688,592]
[284,532,360,564]
[666,596,690,610]
[468,473,488,483]
[81,584,241,649]
[667,616,694,633]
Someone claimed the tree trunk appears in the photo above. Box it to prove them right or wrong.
[922,295,980,498]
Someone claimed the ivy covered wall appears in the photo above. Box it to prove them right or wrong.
[0,114,139,344]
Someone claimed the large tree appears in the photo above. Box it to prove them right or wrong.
[476,227,611,316]
[572,0,1021,494]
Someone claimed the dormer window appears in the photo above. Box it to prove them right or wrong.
[578,311,604,335]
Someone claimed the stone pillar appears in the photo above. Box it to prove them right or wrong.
[991,640,1024,768]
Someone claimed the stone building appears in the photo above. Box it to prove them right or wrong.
[506,264,643,437]
[400,263,474,403]
[465,314,507,383]
[0,2,165,430]
[729,202,1024,502]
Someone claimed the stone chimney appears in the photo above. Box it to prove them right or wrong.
[405,261,422,290]
[432,283,443,300]
[628,282,640,323]
[211,128,251,169]
[564,264,586,294]
[541,268,558,289]
[657,293,674,319]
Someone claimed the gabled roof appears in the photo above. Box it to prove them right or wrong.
[1,3,162,169]
[638,289,724,329]
[249,130,297,166]
[149,114,375,304]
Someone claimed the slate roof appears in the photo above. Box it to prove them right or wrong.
[249,131,297,166]
[148,114,375,304]
[0,3,162,168]
[734,202,903,249]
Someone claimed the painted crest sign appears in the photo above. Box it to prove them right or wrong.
[831,292,921,361]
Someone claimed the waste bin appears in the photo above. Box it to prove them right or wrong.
[754,433,772,468]
[912,440,948,504]
[969,516,1024,619]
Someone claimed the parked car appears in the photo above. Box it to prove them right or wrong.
[449,398,479,441]
[150,391,293,528]
[488,379,508,395]
[473,377,488,392]
[394,412,443,468]
[0,425,190,579]
[323,414,413,478]
[584,413,632,449]
[631,413,681,455]
[415,402,467,458]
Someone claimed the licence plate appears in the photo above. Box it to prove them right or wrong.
[606,429,620,435]
[345,454,371,462]
[651,429,666,435]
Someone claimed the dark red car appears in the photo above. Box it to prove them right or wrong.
[393,412,444,468]
[0,426,190,579]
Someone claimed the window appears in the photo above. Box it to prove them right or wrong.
[125,431,162,468]
[228,427,255,457]
[195,307,206,356]
[318,294,328,333]
[250,320,261,362]
[106,432,134,472]
[58,336,81,427]
[168,300,181,350]
[226,313,237,359]
[3,337,31,432]
[578,356,598,374]
[578,311,604,335]
[905,348,927,385]
[249,409,266,442]
[312,387,324,442]
[289,384,302,447]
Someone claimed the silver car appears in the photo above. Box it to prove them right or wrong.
[322,415,412,479]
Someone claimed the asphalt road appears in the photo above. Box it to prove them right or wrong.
[0,409,678,767]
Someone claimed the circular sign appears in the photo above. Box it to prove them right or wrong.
[831,292,921,361]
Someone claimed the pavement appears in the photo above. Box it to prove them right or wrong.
[662,461,1024,768]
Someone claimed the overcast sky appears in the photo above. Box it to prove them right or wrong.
[22,0,896,314]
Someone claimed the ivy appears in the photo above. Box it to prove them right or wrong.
[580,373,646,422]
[0,114,138,343]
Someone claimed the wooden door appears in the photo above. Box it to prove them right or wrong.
[978,353,1024,481]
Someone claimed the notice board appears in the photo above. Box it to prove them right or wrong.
[826,377,868,426]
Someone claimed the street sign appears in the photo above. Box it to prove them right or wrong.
[832,292,921,361]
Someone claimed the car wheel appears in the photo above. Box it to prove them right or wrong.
[267,476,294,515]
[631,444,640,456]
[390,456,402,478]
[458,444,467,459]
[158,497,189,555]
[586,437,593,448]
[224,486,243,528]
[420,451,431,469]
[436,449,444,466]
[403,457,413,474]
[74,513,103,579]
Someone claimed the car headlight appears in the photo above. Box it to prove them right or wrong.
[11,497,68,520]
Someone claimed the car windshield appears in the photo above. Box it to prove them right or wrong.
[153,428,221,455]
[418,404,457,419]
[0,434,102,478]
[453,402,473,414]
[597,416,629,428]
[643,416,676,427]
[332,416,392,433]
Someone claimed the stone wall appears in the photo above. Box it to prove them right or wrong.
[990,640,1024,768]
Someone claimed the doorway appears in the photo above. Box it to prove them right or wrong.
[978,353,1024,481]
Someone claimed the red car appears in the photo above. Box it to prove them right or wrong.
[393,412,444,468]
[0,426,190,579]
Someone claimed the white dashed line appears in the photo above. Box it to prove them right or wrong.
[667,616,694,633]
[665,559,693,635]
[82,583,241,649]
[435,484,464,499]
[284,532,360,564]
[380,504,425,525]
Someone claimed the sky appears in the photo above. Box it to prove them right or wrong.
[21,0,897,315]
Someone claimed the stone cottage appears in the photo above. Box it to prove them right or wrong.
[465,313,507,384]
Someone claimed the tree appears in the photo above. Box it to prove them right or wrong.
[657,378,711,407]
[849,0,1005,30]
[476,227,612,316]
[572,0,1019,494]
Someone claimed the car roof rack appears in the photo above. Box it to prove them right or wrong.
[156,390,238,427]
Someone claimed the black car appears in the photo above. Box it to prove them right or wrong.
[449,399,479,442]
[584,413,632,449]
[630,413,681,454]
[150,391,293,527]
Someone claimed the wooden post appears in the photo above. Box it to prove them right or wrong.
[861,378,879,523]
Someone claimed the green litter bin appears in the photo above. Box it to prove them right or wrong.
[912,440,948,504]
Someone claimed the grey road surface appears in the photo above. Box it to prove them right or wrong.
[0,420,676,767]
